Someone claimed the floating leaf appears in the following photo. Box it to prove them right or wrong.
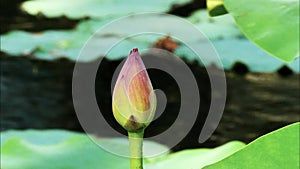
[0,31,40,56]
[1,124,298,169]
[0,130,169,169]
[1,135,129,169]
[223,0,300,62]
[0,129,82,146]
[207,0,228,17]
[0,30,89,60]
[188,10,242,40]
[21,0,191,19]
[0,130,245,169]
[204,122,300,169]
[175,39,300,73]
[1,11,299,72]
[145,141,245,169]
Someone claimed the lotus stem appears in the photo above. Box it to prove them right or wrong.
[128,130,144,169]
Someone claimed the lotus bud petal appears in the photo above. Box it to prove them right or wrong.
[112,48,156,132]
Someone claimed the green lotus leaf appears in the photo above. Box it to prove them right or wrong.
[0,130,244,169]
[204,122,300,169]
[21,0,191,19]
[223,0,300,62]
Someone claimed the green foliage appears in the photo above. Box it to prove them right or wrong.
[1,123,299,169]
[223,0,299,62]
[0,30,89,60]
[0,130,163,169]
[1,10,299,72]
[204,122,300,169]
[0,130,244,169]
[187,10,242,40]
[145,141,245,169]
[21,0,191,19]
[1,132,129,169]
[0,18,114,61]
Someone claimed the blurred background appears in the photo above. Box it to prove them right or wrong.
[1,0,299,152]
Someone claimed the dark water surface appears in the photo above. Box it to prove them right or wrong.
[1,55,299,151]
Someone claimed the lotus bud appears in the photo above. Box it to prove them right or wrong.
[112,48,156,132]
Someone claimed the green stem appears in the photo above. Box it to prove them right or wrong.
[128,130,144,169]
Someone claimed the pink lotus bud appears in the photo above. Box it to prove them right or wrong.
[112,48,156,132]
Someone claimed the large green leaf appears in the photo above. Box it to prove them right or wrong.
[0,130,245,169]
[223,0,300,62]
[204,122,300,169]
[21,0,191,19]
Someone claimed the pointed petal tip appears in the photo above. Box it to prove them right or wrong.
[129,48,139,55]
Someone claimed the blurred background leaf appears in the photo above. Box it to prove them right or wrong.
[1,10,299,72]
[21,0,192,19]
